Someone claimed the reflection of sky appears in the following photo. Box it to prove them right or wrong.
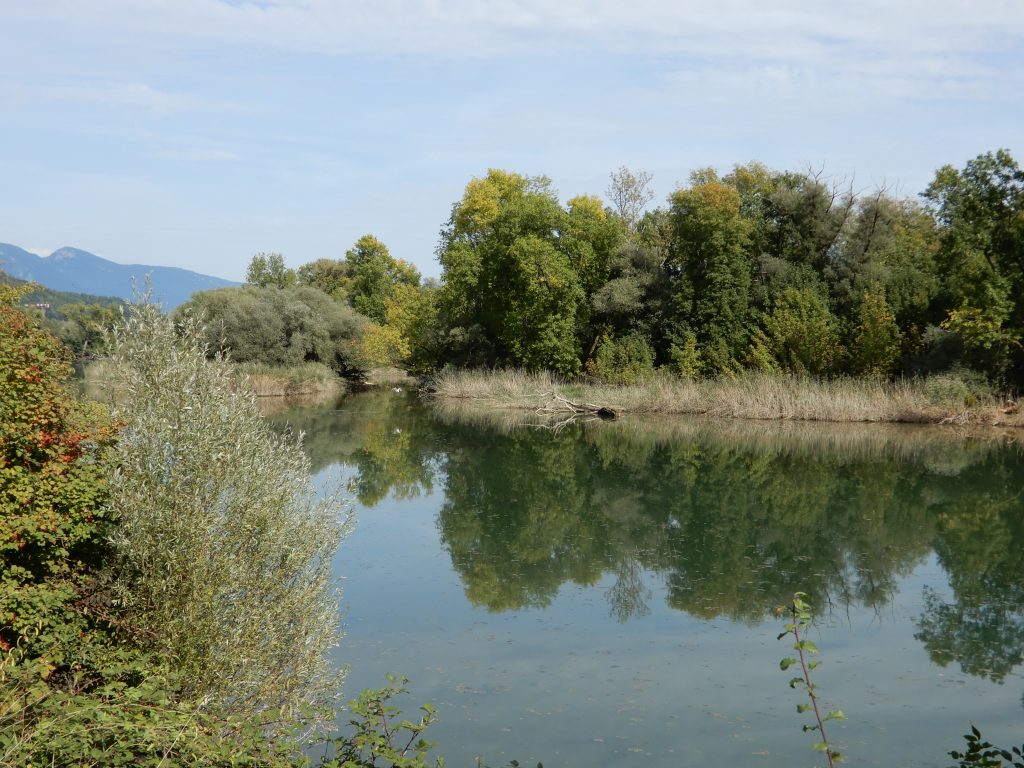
[327,469,1024,768]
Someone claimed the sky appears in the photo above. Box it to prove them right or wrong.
[1,1,1022,281]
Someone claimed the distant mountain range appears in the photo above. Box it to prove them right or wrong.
[0,243,240,309]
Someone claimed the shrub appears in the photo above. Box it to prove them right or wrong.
[923,370,994,409]
[586,332,655,384]
[177,285,368,376]
[104,303,350,723]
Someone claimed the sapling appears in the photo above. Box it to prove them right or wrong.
[777,592,846,766]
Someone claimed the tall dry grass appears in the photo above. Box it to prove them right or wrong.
[426,368,1024,427]
[236,361,343,398]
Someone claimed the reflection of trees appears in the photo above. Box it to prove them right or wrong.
[915,461,1024,683]
[276,391,1024,681]
[436,415,951,621]
[266,389,442,505]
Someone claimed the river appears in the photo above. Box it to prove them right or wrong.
[268,389,1024,768]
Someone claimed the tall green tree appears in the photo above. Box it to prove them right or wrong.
[345,235,420,323]
[246,252,297,289]
[436,170,589,374]
[668,178,754,372]
[924,149,1024,382]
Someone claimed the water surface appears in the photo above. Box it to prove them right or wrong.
[270,390,1024,768]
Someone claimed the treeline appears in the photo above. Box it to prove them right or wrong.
[409,150,1023,386]
[172,149,1024,389]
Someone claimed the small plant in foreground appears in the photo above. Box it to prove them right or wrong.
[777,592,846,766]
[322,674,444,768]
[950,725,1024,768]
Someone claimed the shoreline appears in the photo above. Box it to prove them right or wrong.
[423,368,1024,429]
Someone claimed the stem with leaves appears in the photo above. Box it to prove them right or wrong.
[778,592,846,767]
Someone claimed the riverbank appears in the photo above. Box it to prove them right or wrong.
[425,368,1024,427]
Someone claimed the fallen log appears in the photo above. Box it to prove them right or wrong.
[537,394,619,420]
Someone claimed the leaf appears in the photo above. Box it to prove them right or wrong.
[825,710,846,721]
[813,741,829,752]
[780,657,796,671]
[796,703,810,713]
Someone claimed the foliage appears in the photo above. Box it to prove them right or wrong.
[247,252,298,289]
[0,299,117,673]
[103,302,349,722]
[321,675,443,768]
[777,592,846,767]
[848,285,901,376]
[0,299,288,768]
[586,332,654,383]
[940,297,1021,384]
[606,166,654,230]
[345,235,421,324]
[299,258,352,301]
[950,726,1024,768]
[436,169,599,375]
[923,370,994,409]
[176,284,368,376]
[359,282,442,374]
[925,149,1024,380]
[668,178,753,372]
[1,657,303,768]
[748,288,842,375]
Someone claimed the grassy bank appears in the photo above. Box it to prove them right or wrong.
[425,368,1024,427]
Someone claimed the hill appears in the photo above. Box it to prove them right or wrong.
[0,243,240,309]
[0,269,123,318]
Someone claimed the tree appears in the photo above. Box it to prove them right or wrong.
[1,289,116,672]
[345,235,420,323]
[924,149,1024,381]
[849,285,902,376]
[246,252,297,289]
[667,178,754,373]
[606,166,654,230]
[436,169,588,374]
[298,258,351,300]
[104,302,349,719]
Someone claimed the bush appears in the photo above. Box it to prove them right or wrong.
[586,332,655,383]
[104,303,350,723]
[177,285,368,376]
[923,370,994,409]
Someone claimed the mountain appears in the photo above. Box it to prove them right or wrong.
[0,243,240,309]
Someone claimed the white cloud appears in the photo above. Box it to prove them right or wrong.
[4,0,1022,60]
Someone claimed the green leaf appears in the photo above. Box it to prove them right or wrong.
[780,657,796,671]
[796,703,810,713]
[825,710,846,721]
[812,741,829,752]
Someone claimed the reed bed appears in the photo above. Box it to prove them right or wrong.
[235,362,343,399]
[426,368,1024,427]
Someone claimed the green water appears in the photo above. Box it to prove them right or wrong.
[271,390,1024,768]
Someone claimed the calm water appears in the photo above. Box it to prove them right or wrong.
[270,390,1024,768]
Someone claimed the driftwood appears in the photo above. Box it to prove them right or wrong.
[536,393,619,420]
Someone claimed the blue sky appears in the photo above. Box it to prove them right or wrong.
[1,1,1022,281]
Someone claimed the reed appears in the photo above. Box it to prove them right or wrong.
[236,361,344,398]
[425,368,1024,427]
